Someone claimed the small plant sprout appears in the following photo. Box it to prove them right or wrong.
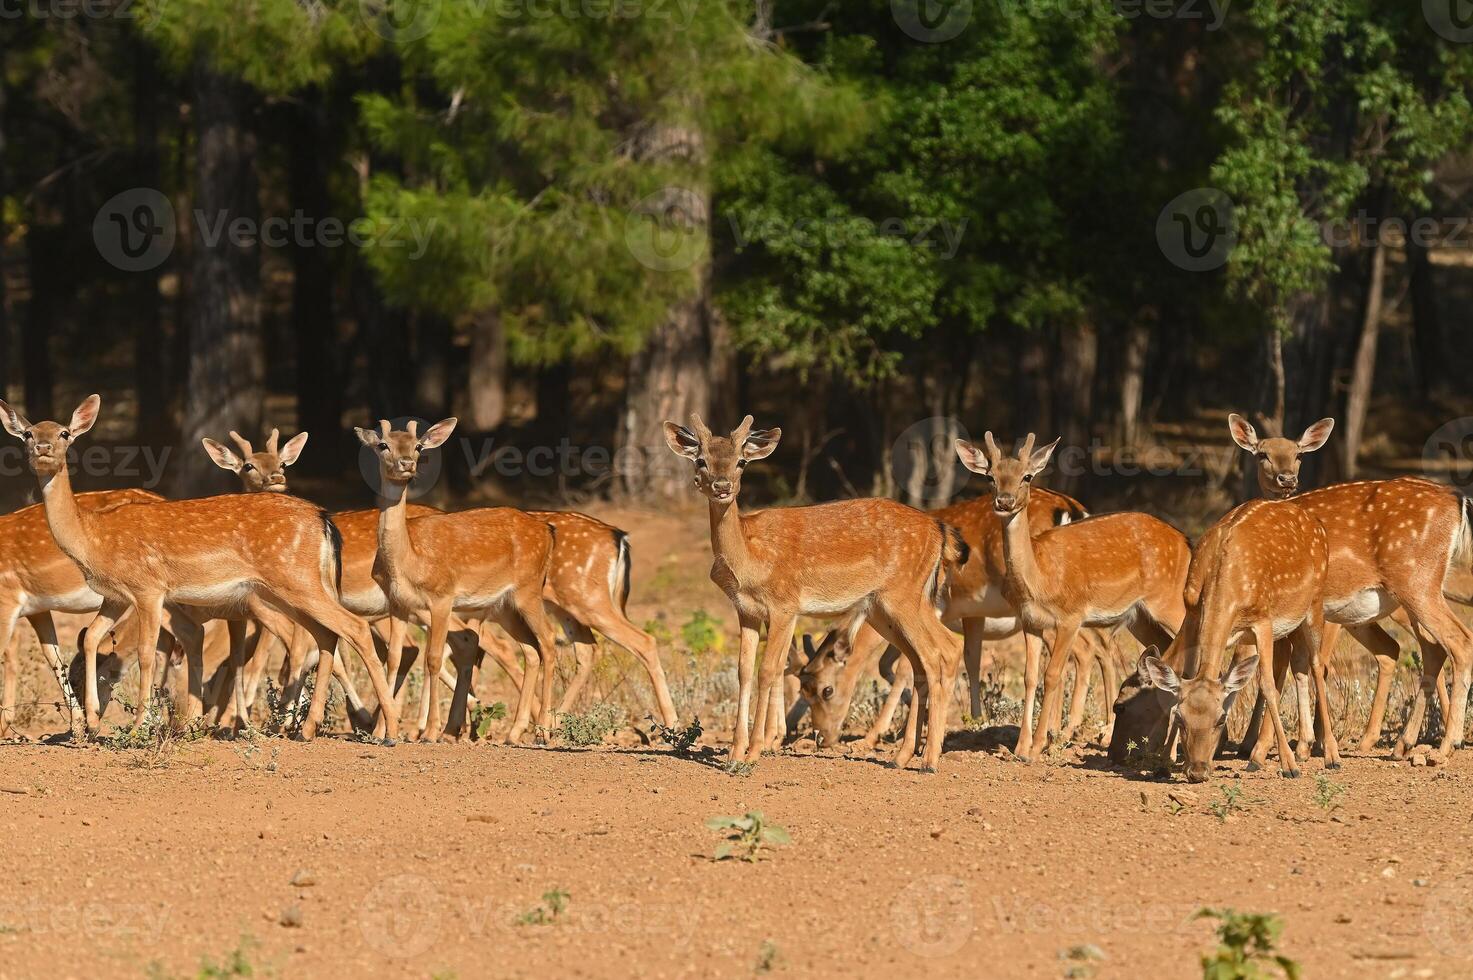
[680,610,723,654]
[722,759,756,777]
[754,939,780,973]
[556,702,622,747]
[470,701,508,741]
[1209,784,1245,823]
[651,716,703,755]
[1196,908,1301,979]
[514,888,570,926]
[706,811,791,862]
[1312,773,1346,812]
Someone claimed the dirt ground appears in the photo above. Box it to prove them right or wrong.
[4,504,1473,978]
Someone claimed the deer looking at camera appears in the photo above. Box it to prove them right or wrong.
[665,414,966,770]
[954,433,1190,762]
[1227,413,1473,759]
[0,395,401,741]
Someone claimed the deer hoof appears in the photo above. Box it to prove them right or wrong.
[1280,769,1299,779]
[1244,761,1261,772]
[380,737,396,748]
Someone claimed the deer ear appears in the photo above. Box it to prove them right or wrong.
[1297,418,1334,453]
[663,421,701,460]
[201,439,243,473]
[1222,655,1259,695]
[353,426,380,449]
[1025,437,1060,477]
[1139,651,1181,696]
[420,417,457,450]
[69,395,101,437]
[1227,413,1258,453]
[278,431,309,467]
[955,439,990,475]
[0,399,31,439]
[742,427,781,461]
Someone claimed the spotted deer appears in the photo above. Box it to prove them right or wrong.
[352,419,560,743]
[1228,413,1473,758]
[1135,496,1334,780]
[0,395,401,741]
[955,433,1190,762]
[665,414,966,770]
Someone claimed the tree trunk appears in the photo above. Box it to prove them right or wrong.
[1014,328,1053,439]
[288,94,339,471]
[414,313,452,421]
[1408,219,1445,401]
[132,39,167,447]
[176,65,262,497]
[1053,320,1098,495]
[620,291,711,498]
[467,310,507,431]
[23,231,55,422]
[1119,319,1152,446]
[1342,223,1387,480]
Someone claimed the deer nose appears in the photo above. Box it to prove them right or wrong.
[712,479,733,495]
[1185,765,1209,783]
[33,441,53,454]
[1276,474,1296,486]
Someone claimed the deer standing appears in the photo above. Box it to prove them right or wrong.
[955,433,1190,762]
[352,419,560,743]
[0,395,401,740]
[1228,414,1473,758]
[665,414,965,769]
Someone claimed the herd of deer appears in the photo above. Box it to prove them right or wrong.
[0,394,1467,784]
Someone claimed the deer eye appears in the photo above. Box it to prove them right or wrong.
[736,459,748,469]
[242,463,255,472]
[60,430,70,439]
[1023,473,1033,482]
[1256,451,1268,460]
[377,443,389,452]
[695,458,707,469]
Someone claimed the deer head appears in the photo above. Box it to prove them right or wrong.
[662,414,781,503]
[954,432,1062,518]
[1134,651,1258,782]
[787,631,849,748]
[354,418,458,485]
[0,394,100,478]
[202,428,309,493]
[1228,414,1334,500]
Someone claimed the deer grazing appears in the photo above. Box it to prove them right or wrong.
[0,395,402,741]
[352,418,561,743]
[1133,494,1334,780]
[1228,413,1473,759]
[665,414,965,769]
[955,433,1191,762]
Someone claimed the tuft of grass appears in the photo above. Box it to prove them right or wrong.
[1312,773,1346,813]
[98,695,208,767]
[514,888,570,926]
[1196,908,1300,979]
[470,701,508,742]
[651,716,703,755]
[556,702,622,747]
[754,939,780,973]
[1209,785,1246,824]
[722,759,756,777]
[680,610,724,655]
[707,811,791,862]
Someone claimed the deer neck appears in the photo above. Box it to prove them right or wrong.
[998,502,1046,606]
[375,479,419,579]
[708,497,754,581]
[36,463,93,568]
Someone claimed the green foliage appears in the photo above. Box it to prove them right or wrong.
[1197,909,1301,980]
[1313,773,1347,813]
[755,939,780,973]
[679,610,723,655]
[706,811,791,862]
[1209,784,1246,823]
[651,717,703,755]
[514,888,570,927]
[470,702,508,742]
[556,703,622,747]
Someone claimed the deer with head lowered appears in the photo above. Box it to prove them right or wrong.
[1226,413,1473,759]
[0,395,402,741]
[353,418,561,743]
[665,414,966,770]
[954,433,1191,762]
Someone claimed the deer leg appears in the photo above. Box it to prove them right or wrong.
[1028,622,1081,763]
[733,616,760,759]
[28,613,79,738]
[557,639,596,716]
[80,601,127,734]
[744,612,797,762]
[1302,620,1341,769]
[1099,638,1121,746]
[128,596,166,734]
[857,651,911,753]
[1287,636,1314,763]
[1247,624,1299,778]
[586,606,679,728]
[1060,638,1096,746]
[962,618,985,719]
[1014,631,1043,757]
[417,603,453,742]
[1344,622,1397,752]
[443,627,480,741]
[0,605,21,739]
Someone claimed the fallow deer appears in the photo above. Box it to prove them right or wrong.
[352,418,560,743]
[0,395,402,741]
[1229,414,1473,758]
[955,433,1191,762]
[665,414,966,769]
